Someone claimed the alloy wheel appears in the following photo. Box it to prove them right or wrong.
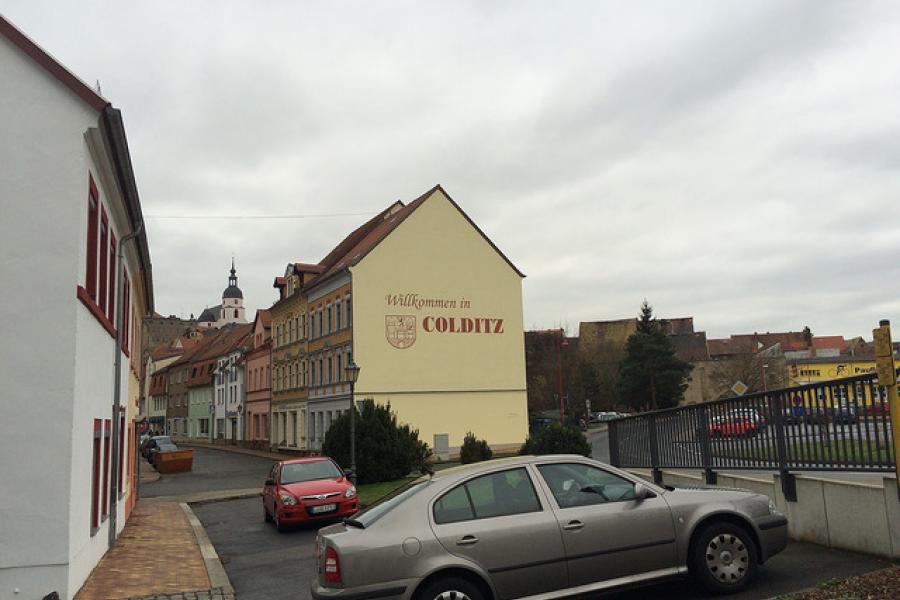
[433,592,472,600]
[705,533,749,583]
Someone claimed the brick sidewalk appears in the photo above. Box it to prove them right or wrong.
[75,502,221,600]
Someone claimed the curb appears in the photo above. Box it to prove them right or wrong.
[180,502,234,595]
[145,489,261,505]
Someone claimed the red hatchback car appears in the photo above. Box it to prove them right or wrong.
[262,457,358,532]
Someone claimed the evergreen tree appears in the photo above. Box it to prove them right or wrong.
[617,301,693,411]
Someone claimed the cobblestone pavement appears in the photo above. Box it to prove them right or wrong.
[123,586,234,600]
[74,502,211,600]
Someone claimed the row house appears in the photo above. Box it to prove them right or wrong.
[245,309,273,447]
[214,325,252,441]
[260,185,528,457]
[1,15,154,599]
[270,263,320,450]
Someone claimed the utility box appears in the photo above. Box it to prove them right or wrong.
[433,434,449,462]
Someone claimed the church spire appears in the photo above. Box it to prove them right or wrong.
[229,257,237,287]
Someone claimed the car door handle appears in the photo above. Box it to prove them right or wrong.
[456,535,479,546]
[563,520,585,531]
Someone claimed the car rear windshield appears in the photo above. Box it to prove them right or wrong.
[281,460,342,484]
[353,479,429,528]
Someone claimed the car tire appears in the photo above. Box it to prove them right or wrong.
[417,576,485,600]
[274,512,287,533]
[691,522,758,594]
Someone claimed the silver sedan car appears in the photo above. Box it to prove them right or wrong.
[311,455,787,600]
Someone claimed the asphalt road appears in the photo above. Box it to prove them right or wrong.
[194,495,893,600]
[158,443,893,600]
[141,446,275,498]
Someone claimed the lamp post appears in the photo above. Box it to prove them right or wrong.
[557,329,569,423]
[761,363,769,392]
[344,360,361,485]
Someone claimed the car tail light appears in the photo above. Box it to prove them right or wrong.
[324,546,341,584]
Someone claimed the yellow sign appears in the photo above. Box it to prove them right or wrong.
[731,381,749,396]
[874,327,893,357]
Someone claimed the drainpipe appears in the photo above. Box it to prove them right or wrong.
[109,220,143,548]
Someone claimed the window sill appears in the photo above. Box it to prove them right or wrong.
[77,286,116,339]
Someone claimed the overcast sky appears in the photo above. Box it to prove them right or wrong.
[7,1,900,339]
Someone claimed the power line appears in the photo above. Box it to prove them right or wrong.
[145,211,377,220]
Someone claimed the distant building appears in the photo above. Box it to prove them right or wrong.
[213,325,252,441]
[198,260,247,329]
[245,309,272,446]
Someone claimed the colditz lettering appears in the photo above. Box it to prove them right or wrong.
[421,316,504,334]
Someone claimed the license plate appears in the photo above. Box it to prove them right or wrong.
[310,503,337,514]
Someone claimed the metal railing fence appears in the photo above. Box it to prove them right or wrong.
[608,372,895,500]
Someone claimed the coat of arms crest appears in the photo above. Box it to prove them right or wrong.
[385,315,416,349]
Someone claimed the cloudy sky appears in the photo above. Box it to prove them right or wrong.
[6,1,900,339]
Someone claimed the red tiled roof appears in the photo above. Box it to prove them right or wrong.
[812,336,847,351]
[257,309,272,328]
[293,262,323,273]
[307,185,525,289]
[273,276,286,288]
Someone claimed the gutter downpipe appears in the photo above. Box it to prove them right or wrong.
[108,220,143,548]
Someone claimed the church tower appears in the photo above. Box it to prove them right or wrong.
[219,258,246,325]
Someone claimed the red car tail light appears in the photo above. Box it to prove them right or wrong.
[324,546,342,584]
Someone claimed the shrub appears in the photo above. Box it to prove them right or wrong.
[519,422,592,457]
[459,431,493,464]
[322,402,431,484]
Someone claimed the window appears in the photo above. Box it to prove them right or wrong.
[107,233,116,322]
[98,209,109,314]
[91,419,102,532]
[117,414,125,495]
[122,272,130,351]
[336,354,343,383]
[318,359,323,386]
[327,357,332,384]
[318,308,323,337]
[346,294,352,326]
[537,463,636,508]
[433,468,540,524]
[234,309,238,318]
[326,304,332,334]
[102,419,111,520]
[86,177,99,299]
[335,301,342,330]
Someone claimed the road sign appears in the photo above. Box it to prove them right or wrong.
[874,327,893,357]
[731,381,749,396]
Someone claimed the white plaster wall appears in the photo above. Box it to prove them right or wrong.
[0,34,102,600]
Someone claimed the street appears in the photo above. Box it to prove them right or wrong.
[144,445,893,600]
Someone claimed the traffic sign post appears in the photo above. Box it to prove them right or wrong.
[873,320,900,500]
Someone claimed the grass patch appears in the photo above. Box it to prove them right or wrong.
[715,438,893,466]
[357,477,416,506]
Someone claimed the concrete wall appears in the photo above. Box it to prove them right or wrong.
[629,468,900,559]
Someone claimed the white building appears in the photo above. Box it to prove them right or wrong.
[213,326,251,441]
[0,16,153,600]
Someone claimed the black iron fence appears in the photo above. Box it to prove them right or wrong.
[608,372,896,500]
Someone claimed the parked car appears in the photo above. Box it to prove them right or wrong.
[528,416,554,435]
[709,416,757,438]
[262,457,358,532]
[864,401,890,416]
[311,456,787,599]
[728,408,767,430]
[782,406,828,425]
[593,412,623,423]
[830,404,858,425]
[141,435,174,461]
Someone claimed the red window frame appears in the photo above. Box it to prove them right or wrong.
[121,272,131,354]
[102,419,111,520]
[107,232,117,323]
[117,414,126,496]
[98,209,109,315]
[86,177,99,300]
[91,419,102,533]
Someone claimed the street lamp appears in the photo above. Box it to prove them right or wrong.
[557,330,569,423]
[344,360,361,485]
[762,363,769,392]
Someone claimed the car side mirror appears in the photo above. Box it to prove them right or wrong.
[634,482,650,501]
[264,478,275,487]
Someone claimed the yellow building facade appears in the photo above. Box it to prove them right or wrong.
[349,186,528,455]
[786,357,884,405]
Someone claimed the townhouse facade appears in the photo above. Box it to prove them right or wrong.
[259,185,528,456]
[245,309,273,446]
[0,15,153,599]
[269,264,319,449]
[213,325,252,441]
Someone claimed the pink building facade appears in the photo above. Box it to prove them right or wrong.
[244,309,272,446]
